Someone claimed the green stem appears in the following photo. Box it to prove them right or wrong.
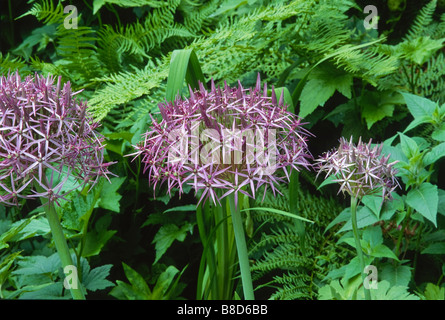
[35,182,85,300]
[44,200,85,300]
[350,196,371,300]
[395,206,413,258]
[228,193,255,300]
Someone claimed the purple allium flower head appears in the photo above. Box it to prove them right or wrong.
[315,136,399,200]
[131,74,312,206]
[0,72,114,206]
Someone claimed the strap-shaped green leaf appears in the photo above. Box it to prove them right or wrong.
[165,49,206,102]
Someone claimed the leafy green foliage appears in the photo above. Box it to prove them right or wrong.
[109,262,186,300]
[2,0,445,302]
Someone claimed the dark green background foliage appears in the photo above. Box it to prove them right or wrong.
[0,0,444,300]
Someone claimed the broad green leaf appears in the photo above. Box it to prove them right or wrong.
[371,244,399,260]
[362,103,395,130]
[12,253,61,276]
[398,132,419,159]
[111,280,142,300]
[122,262,151,298]
[404,115,434,133]
[18,283,65,299]
[316,174,338,191]
[0,214,49,249]
[165,49,205,102]
[299,64,353,118]
[362,225,383,248]
[432,123,445,142]
[151,265,180,299]
[81,227,117,258]
[421,242,445,254]
[361,194,384,219]
[380,264,411,287]
[401,92,436,123]
[98,176,126,213]
[0,251,22,288]
[423,142,445,166]
[92,0,106,14]
[406,182,438,227]
[292,38,386,111]
[360,90,402,129]
[152,223,194,264]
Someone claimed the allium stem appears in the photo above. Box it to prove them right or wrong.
[228,193,254,300]
[36,183,85,300]
[350,196,371,300]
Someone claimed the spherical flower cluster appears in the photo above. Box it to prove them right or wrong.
[315,136,399,200]
[0,72,113,206]
[132,74,312,205]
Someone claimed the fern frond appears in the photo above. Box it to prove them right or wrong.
[55,25,102,85]
[18,0,65,25]
[249,228,302,256]
[96,0,195,68]
[95,0,168,8]
[88,59,168,121]
[404,0,437,41]
[182,0,220,34]
[0,53,29,76]
[269,272,312,300]
[251,243,308,276]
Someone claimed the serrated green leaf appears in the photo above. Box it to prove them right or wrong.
[121,262,151,298]
[362,194,384,219]
[423,283,445,300]
[98,177,126,212]
[12,253,61,276]
[152,223,193,264]
[360,90,400,129]
[299,68,353,118]
[82,264,114,292]
[365,280,419,300]
[423,142,445,166]
[401,91,436,122]
[406,182,438,227]
[362,225,383,248]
